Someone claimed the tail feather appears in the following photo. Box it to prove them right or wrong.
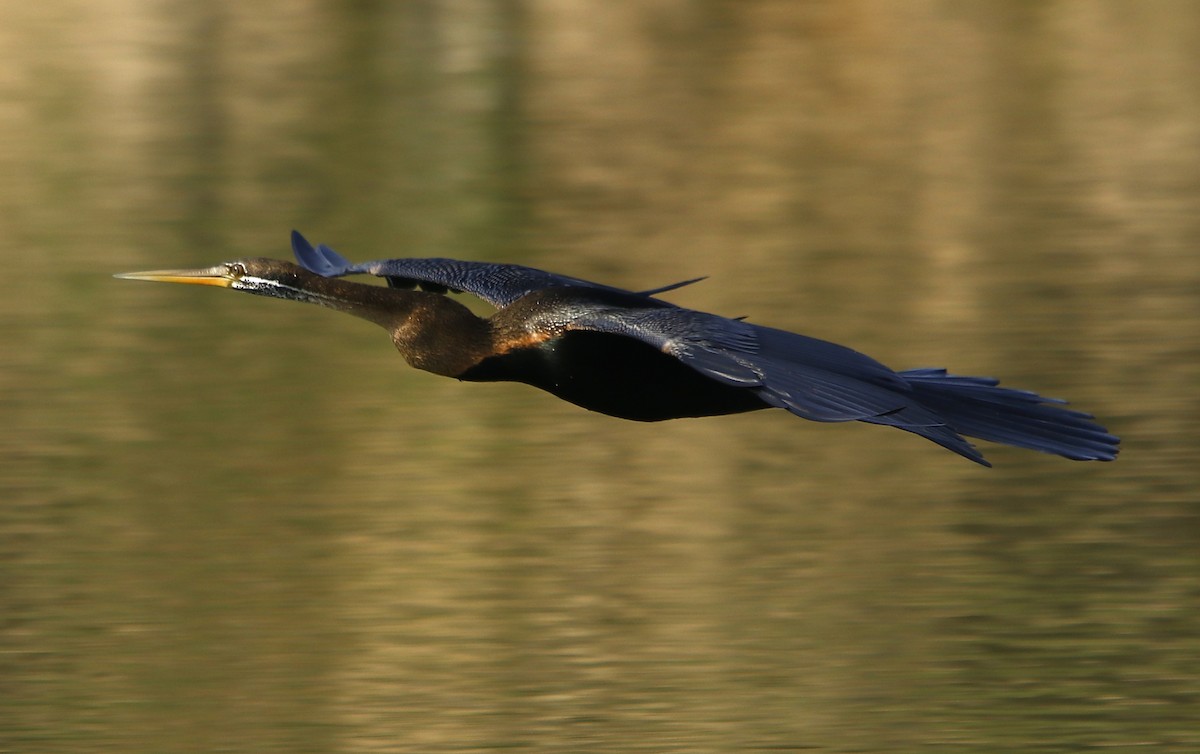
[899,368,1119,464]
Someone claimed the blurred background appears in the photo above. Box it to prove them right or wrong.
[2,2,1197,752]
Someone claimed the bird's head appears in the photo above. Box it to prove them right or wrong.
[116,258,321,301]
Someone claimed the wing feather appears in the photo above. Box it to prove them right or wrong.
[561,306,1111,465]
[291,230,696,307]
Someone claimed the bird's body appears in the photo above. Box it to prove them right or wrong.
[116,232,1120,467]
[464,290,771,421]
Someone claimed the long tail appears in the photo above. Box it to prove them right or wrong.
[891,368,1120,467]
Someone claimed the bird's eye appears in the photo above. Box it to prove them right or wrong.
[225,262,247,279]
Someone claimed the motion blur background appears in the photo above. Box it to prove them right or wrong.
[2,2,1197,752]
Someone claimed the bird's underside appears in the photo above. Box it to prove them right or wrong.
[459,328,772,421]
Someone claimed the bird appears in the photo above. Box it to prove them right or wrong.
[115,230,1119,467]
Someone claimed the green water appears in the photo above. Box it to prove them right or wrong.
[2,3,1197,752]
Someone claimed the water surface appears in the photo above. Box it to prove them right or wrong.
[2,3,1197,752]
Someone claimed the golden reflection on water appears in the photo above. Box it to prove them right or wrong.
[2,2,1198,752]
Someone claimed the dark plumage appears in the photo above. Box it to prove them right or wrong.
[115,231,1120,467]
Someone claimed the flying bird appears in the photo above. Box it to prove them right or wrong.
[116,231,1119,467]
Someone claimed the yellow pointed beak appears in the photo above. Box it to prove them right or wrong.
[114,265,236,287]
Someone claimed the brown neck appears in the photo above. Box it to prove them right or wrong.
[288,271,494,377]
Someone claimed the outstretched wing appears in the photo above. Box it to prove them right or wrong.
[291,230,700,308]
[559,302,989,463]
[567,302,1123,465]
